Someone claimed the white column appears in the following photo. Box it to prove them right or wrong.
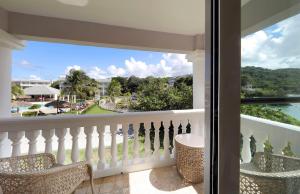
[97,125,105,169]
[70,127,81,163]
[186,50,205,136]
[42,129,55,154]
[163,120,170,159]
[110,124,117,168]
[153,122,160,160]
[133,123,140,161]
[84,126,94,163]
[0,29,24,158]
[241,133,252,163]
[144,122,151,159]
[0,47,12,117]
[55,128,67,164]
[122,123,129,168]
[25,130,40,155]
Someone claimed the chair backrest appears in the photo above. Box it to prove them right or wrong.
[0,153,56,173]
[253,152,300,172]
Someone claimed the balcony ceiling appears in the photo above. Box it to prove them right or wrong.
[0,0,204,36]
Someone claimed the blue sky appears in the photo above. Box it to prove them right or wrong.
[13,12,300,81]
[12,41,192,81]
[242,13,300,69]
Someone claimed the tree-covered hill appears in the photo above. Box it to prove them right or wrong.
[242,66,300,97]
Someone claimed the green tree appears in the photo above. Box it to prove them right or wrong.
[11,84,24,99]
[132,79,168,111]
[108,80,122,99]
[63,69,99,99]
[127,76,142,93]
[112,77,128,93]
[50,80,61,89]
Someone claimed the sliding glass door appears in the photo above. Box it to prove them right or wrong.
[240,0,300,193]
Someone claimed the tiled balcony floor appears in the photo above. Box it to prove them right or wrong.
[75,166,204,194]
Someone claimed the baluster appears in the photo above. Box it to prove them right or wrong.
[163,120,170,159]
[0,132,7,158]
[55,128,67,164]
[8,131,25,156]
[153,122,160,160]
[84,126,94,163]
[172,120,180,156]
[144,122,151,159]
[70,127,81,163]
[42,129,55,153]
[25,130,40,155]
[254,135,266,153]
[110,124,117,167]
[97,125,105,169]
[133,123,140,160]
[241,133,252,163]
[181,120,188,134]
[122,123,129,168]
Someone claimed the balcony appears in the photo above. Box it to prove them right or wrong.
[0,109,204,193]
[241,114,300,163]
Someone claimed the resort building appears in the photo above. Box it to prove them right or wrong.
[24,85,60,101]
[97,78,111,97]
[12,80,52,90]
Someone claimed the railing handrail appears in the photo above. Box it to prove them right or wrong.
[0,109,204,132]
[241,114,300,132]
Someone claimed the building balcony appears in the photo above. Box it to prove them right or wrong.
[0,109,204,193]
[1,107,300,193]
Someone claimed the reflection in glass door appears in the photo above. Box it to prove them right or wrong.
[241,1,300,193]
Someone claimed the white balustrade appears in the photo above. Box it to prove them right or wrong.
[241,114,300,163]
[97,125,105,170]
[144,122,151,159]
[8,131,24,157]
[153,122,160,160]
[0,109,204,178]
[84,126,94,163]
[122,123,129,168]
[55,128,67,164]
[42,129,55,153]
[181,120,188,134]
[70,127,81,163]
[133,123,140,161]
[25,130,40,155]
[172,120,180,155]
[110,124,117,168]
[0,132,6,157]
[163,120,170,159]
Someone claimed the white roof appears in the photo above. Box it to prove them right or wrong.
[24,86,60,95]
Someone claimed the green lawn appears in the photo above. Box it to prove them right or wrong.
[83,104,115,114]
[60,136,164,164]
[64,104,115,115]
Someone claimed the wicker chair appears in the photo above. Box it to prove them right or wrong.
[240,152,300,194]
[0,153,94,194]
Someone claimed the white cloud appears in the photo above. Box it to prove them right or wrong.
[64,65,81,75]
[59,53,193,80]
[122,53,192,78]
[107,65,126,77]
[242,13,300,69]
[29,75,41,80]
[87,66,107,79]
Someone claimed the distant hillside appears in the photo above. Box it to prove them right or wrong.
[241,66,300,97]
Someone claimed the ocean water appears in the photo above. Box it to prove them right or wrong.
[276,103,300,120]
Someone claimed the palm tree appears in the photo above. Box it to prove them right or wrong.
[63,69,99,100]
[11,84,24,99]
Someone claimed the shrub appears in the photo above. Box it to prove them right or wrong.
[264,138,273,172]
[28,104,41,110]
[282,142,295,157]
[22,111,38,117]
